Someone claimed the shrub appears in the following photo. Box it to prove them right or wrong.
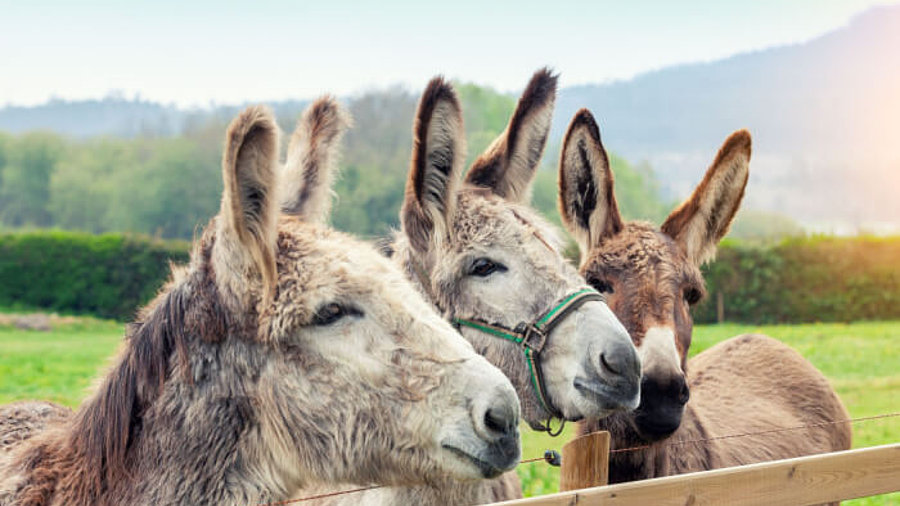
[1,231,897,324]
[0,230,188,320]
[694,236,900,323]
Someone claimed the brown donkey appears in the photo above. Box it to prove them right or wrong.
[0,101,523,505]
[300,71,642,505]
[558,109,851,483]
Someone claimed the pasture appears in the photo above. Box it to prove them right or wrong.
[1,318,897,505]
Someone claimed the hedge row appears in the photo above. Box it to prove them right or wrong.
[0,230,189,320]
[1,231,898,323]
[694,236,900,324]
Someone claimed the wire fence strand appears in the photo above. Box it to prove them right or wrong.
[609,411,900,454]
[259,411,900,505]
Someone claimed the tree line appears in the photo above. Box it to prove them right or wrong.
[0,84,668,240]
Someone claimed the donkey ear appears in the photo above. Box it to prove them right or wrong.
[282,96,351,223]
[661,130,751,266]
[219,105,281,299]
[401,77,465,254]
[558,108,623,255]
[466,68,557,203]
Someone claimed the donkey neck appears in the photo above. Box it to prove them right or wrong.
[4,268,304,505]
[111,342,291,504]
[71,330,296,504]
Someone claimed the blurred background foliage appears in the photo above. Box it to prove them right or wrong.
[0,83,672,241]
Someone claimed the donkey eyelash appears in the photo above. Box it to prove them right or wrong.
[467,258,508,277]
[588,277,614,294]
[311,303,364,326]
[683,287,703,305]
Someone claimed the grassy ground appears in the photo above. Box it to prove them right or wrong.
[1,319,897,504]
[0,317,123,406]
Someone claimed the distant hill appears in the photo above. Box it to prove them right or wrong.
[553,5,900,227]
[0,96,311,139]
[0,96,184,137]
[2,6,898,229]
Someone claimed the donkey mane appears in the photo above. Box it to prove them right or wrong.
[14,231,227,505]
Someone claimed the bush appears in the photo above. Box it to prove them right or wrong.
[1,231,897,324]
[0,230,188,320]
[694,236,900,323]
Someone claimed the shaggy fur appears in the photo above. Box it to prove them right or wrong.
[0,104,520,506]
[558,109,851,495]
[0,403,71,456]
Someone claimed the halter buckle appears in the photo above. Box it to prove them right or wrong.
[520,324,548,353]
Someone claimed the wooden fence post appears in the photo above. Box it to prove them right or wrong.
[559,431,610,491]
[716,291,725,323]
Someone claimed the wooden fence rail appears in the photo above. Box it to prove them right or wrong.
[492,443,900,506]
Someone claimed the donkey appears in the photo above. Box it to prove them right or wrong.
[558,108,851,483]
[398,71,641,435]
[300,71,643,505]
[0,100,523,505]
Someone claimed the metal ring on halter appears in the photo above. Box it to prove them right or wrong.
[541,417,567,437]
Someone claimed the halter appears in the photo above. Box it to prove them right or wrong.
[453,288,605,435]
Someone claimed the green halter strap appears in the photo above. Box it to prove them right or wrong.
[453,288,605,435]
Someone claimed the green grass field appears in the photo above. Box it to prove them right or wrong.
[1,319,897,504]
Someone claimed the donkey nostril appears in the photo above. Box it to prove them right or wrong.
[484,406,514,436]
[600,352,622,376]
[677,381,691,405]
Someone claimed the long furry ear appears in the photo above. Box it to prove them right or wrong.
[661,130,752,266]
[219,105,280,300]
[401,77,466,254]
[558,108,623,255]
[282,96,351,223]
[466,67,557,203]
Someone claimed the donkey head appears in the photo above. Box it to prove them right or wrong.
[211,102,521,487]
[559,108,750,441]
[397,71,640,430]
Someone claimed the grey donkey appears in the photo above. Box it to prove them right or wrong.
[0,100,522,505]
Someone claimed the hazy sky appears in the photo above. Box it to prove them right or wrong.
[1,0,895,107]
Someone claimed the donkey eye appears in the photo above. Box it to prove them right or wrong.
[468,258,508,277]
[311,303,363,326]
[684,288,702,305]
[589,278,614,294]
